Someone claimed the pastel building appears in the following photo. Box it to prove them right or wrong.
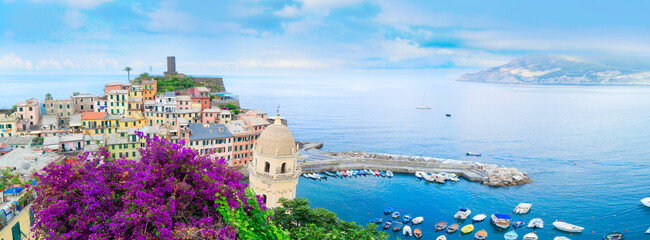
[127,87,143,118]
[58,133,84,153]
[248,116,301,208]
[225,119,260,167]
[189,87,210,111]
[104,82,129,94]
[184,123,234,161]
[176,95,192,111]
[0,113,15,137]
[202,108,233,124]
[107,131,143,160]
[44,98,74,125]
[142,79,157,101]
[72,94,96,113]
[94,95,108,113]
[107,90,128,116]
[16,98,41,127]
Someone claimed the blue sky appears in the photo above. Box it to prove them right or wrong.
[1,0,650,75]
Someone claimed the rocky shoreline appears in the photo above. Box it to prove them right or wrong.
[304,148,532,187]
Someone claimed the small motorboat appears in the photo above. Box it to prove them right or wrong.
[554,237,571,240]
[466,152,481,157]
[446,173,459,182]
[392,211,400,219]
[436,235,447,240]
[403,225,412,237]
[504,230,518,240]
[513,220,525,228]
[374,170,380,176]
[527,218,544,228]
[434,174,446,184]
[369,217,382,224]
[336,171,343,178]
[603,232,625,240]
[402,213,412,223]
[553,221,584,233]
[491,214,511,229]
[317,172,327,179]
[474,229,487,240]
[302,173,310,178]
[382,221,392,230]
[455,208,472,220]
[461,224,474,234]
[413,228,422,239]
[416,106,431,109]
[641,197,650,207]
[472,214,486,223]
[380,171,386,177]
[447,223,459,233]
[386,170,394,177]
[341,170,347,177]
[392,222,404,232]
[384,206,394,214]
[423,173,435,182]
[415,171,425,179]
[412,216,423,225]
[646,225,650,234]
[514,202,533,214]
[309,173,321,180]
[523,232,539,240]
[445,113,451,117]
[435,221,447,231]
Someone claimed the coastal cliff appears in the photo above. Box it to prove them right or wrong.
[458,55,650,85]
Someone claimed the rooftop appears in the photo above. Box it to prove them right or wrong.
[241,116,270,127]
[69,113,82,126]
[43,136,59,146]
[163,92,176,98]
[59,133,84,142]
[108,90,128,94]
[250,109,267,115]
[0,148,63,175]
[72,94,96,98]
[175,95,191,101]
[41,115,58,126]
[195,87,209,92]
[188,123,233,141]
[3,136,34,146]
[105,82,125,86]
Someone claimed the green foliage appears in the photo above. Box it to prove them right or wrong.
[72,92,80,96]
[216,188,289,240]
[12,105,17,111]
[157,76,199,92]
[45,93,53,101]
[32,137,44,146]
[220,104,240,115]
[274,198,389,240]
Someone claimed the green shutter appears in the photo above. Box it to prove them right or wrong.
[29,208,34,226]
[11,221,22,240]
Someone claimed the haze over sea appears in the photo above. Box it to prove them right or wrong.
[1,74,649,239]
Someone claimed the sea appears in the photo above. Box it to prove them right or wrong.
[1,73,649,239]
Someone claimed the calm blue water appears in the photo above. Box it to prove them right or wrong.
[2,74,650,239]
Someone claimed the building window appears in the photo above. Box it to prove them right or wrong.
[264,162,270,173]
[281,163,287,174]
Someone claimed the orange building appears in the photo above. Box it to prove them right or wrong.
[142,79,157,101]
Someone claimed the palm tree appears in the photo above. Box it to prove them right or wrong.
[123,66,133,81]
[45,93,53,101]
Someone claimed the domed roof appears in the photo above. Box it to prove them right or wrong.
[256,116,297,156]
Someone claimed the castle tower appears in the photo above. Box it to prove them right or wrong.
[248,115,301,208]
[164,56,177,76]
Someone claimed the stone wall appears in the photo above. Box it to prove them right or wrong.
[193,77,226,92]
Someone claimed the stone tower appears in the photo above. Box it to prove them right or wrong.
[164,56,177,76]
[248,115,301,208]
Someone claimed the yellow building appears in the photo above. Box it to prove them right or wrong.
[0,113,16,138]
[118,117,146,129]
[107,130,143,160]
[248,115,301,208]
[0,204,34,240]
[107,90,128,116]
[127,87,143,118]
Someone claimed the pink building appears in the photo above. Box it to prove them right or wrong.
[183,123,234,162]
[189,87,210,111]
[245,109,268,119]
[104,82,129,94]
[58,134,84,153]
[175,95,192,111]
[16,98,41,127]
[202,108,232,124]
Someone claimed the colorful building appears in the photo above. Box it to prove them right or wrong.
[184,123,234,161]
[189,87,210,111]
[107,90,128,116]
[81,112,107,135]
[0,113,16,137]
[127,87,143,118]
[16,98,41,127]
[106,131,143,160]
[176,95,192,111]
[104,82,129,94]
[142,79,157,101]
[44,98,74,125]
[72,94,96,113]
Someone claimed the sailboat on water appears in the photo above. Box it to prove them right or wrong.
[416,94,431,109]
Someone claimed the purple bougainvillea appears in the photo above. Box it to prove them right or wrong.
[32,133,257,240]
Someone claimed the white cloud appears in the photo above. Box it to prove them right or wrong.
[146,1,196,32]
[381,38,434,62]
[274,5,299,18]
[30,0,114,9]
[281,17,322,35]
[0,53,34,70]
[298,0,364,15]
[62,10,86,29]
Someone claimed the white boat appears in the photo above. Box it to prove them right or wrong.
[436,235,446,240]
[415,171,425,179]
[514,202,533,214]
[523,233,539,240]
[447,173,460,182]
[423,173,435,182]
[646,226,650,234]
[641,197,650,207]
[412,216,424,225]
[416,94,431,109]
[386,171,394,177]
[472,214,486,222]
[454,208,471,220]
[553,221,584,233]
[554,237,571,240]
[527,218,544,228]
[403,225,412,236]
[310,173,321,180]
[433,174,446,183]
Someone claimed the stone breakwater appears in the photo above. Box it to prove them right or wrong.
[303,150,532,187]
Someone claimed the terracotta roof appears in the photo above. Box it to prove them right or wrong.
[82,112,107,120]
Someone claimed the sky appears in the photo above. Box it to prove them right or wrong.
[1,0,650,76]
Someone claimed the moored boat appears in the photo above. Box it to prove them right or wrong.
[461,224,474,234]
[382,221,392,230]
[466,152,481,156]
[603,231,624,240]
[374,169,380,176]
[369,217,382,224]
[513,220,525,228]
[523,232,539,240]
[335,171,343,178]
[446,113,452,117]
[380,171,386,177]
[491,214,511,229]
[474,229,487,240]
[423,173,435,182]
[392,222,403,232]
[436,235,447,240]
[454,208,472,220]
[413,228,422,239]
[302,173,310,178]
[646,226,650,234]
[392,211,400,219]
[386,170,394,177]
[472,213,486,223]
[403,225,412,237]
[415,171,425,179]
[384,206,394,214]
[447,173,460,182]
[641,197,650,207]
[527,218,544,228]
[412,216,423,225]
[504,230,518,240]
[514,202,533,214]
[554,237,571,240]
[435,221,448,231]
[553,221,584,233]
[402,213,411,223]
[434,174,446,183]
[447,223,459,233]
